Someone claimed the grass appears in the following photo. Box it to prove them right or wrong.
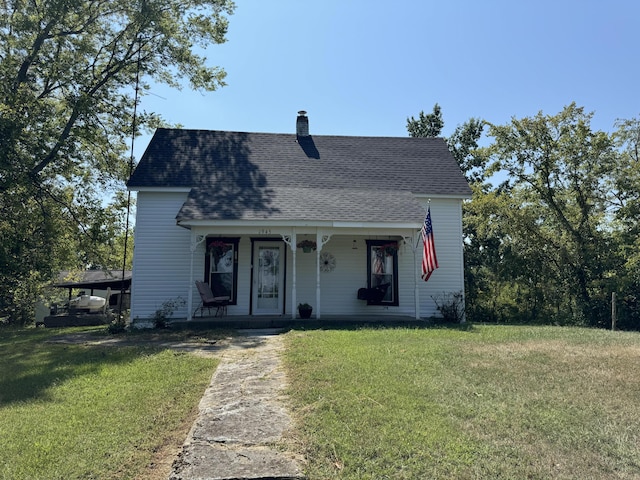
[284,325,640,479]
[0,326,219,480]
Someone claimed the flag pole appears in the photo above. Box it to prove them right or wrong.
[416,198,431,249]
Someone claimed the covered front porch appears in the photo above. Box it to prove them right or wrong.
[183,224,426,322]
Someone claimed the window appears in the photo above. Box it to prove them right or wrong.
[366,240,399,306]
[204,237,239,304]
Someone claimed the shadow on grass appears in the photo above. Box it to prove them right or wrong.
[0,327,160,405]
[288,318,476,333]
[162,316,478,336]
[112,324,271,351]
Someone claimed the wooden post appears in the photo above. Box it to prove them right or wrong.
[611,292,617,331]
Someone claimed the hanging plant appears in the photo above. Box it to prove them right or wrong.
[381,242,398,256]
[296,239,317,252]
[207,240,231,256]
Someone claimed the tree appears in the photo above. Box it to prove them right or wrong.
[406,104,486,182]
[407,103,444,138]
[611,117,640,235]
[610,117,640,328]
[448,118,487,184]
[0,0,234,324]
[486,104,616,325]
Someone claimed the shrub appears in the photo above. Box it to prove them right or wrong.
[152,297,185,329]
[107,309,128,334]
[431,291,465,323]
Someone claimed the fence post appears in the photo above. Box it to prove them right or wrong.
[611,292,617,331]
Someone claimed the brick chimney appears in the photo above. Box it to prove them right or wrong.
[296,111,309,137]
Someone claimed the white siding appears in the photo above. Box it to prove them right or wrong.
[130,192,192,321]
[415,199,466,318]
[131,194,466,322]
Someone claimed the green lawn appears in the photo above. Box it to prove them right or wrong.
[284,325,640,479]
[0,327,218,480]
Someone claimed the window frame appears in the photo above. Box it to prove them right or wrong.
[204,237,240,305]
[366,239,399,306]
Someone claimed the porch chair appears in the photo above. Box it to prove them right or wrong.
[194,280,230,317]
[357,283,390,303]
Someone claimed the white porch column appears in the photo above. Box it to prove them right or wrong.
[187,233,206,321]
[404,232,421,320]
[315,232,332,319]
[282,229,297,319]
[414,240,420,319]
[316,243,321,319]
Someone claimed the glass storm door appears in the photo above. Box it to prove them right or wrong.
[252,242,284,315]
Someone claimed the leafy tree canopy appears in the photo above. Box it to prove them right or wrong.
[406,103,444,138]
[481,104,623,326]
[406,103,486,183]
[0,0,234,323]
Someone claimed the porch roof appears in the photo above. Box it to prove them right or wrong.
[175,186,426,226]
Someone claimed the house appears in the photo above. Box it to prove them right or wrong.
[126,112,471,325]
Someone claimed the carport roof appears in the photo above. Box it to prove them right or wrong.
[53,270,132,290]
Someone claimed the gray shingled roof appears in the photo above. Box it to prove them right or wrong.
[128,128,471,224]
[176,186,426,223]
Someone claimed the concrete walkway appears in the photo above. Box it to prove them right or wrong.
[169,330,306,480]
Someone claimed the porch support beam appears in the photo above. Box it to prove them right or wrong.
[315,232,332,319]
[281,229,296,319]
[404,231,421,319]
[187,233,206,321]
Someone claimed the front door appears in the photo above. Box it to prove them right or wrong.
[252,241,285,315]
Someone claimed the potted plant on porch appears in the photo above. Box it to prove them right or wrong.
[298,302,313,319]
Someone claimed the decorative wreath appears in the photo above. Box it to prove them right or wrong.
[319,252,336,272]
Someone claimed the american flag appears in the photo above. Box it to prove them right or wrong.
[421,207,439,281]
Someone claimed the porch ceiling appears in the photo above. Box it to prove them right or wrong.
[176,186,426,227]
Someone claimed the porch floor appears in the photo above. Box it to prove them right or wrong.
[166,314,433,330]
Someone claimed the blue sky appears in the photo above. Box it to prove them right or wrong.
[135,0,638,158]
